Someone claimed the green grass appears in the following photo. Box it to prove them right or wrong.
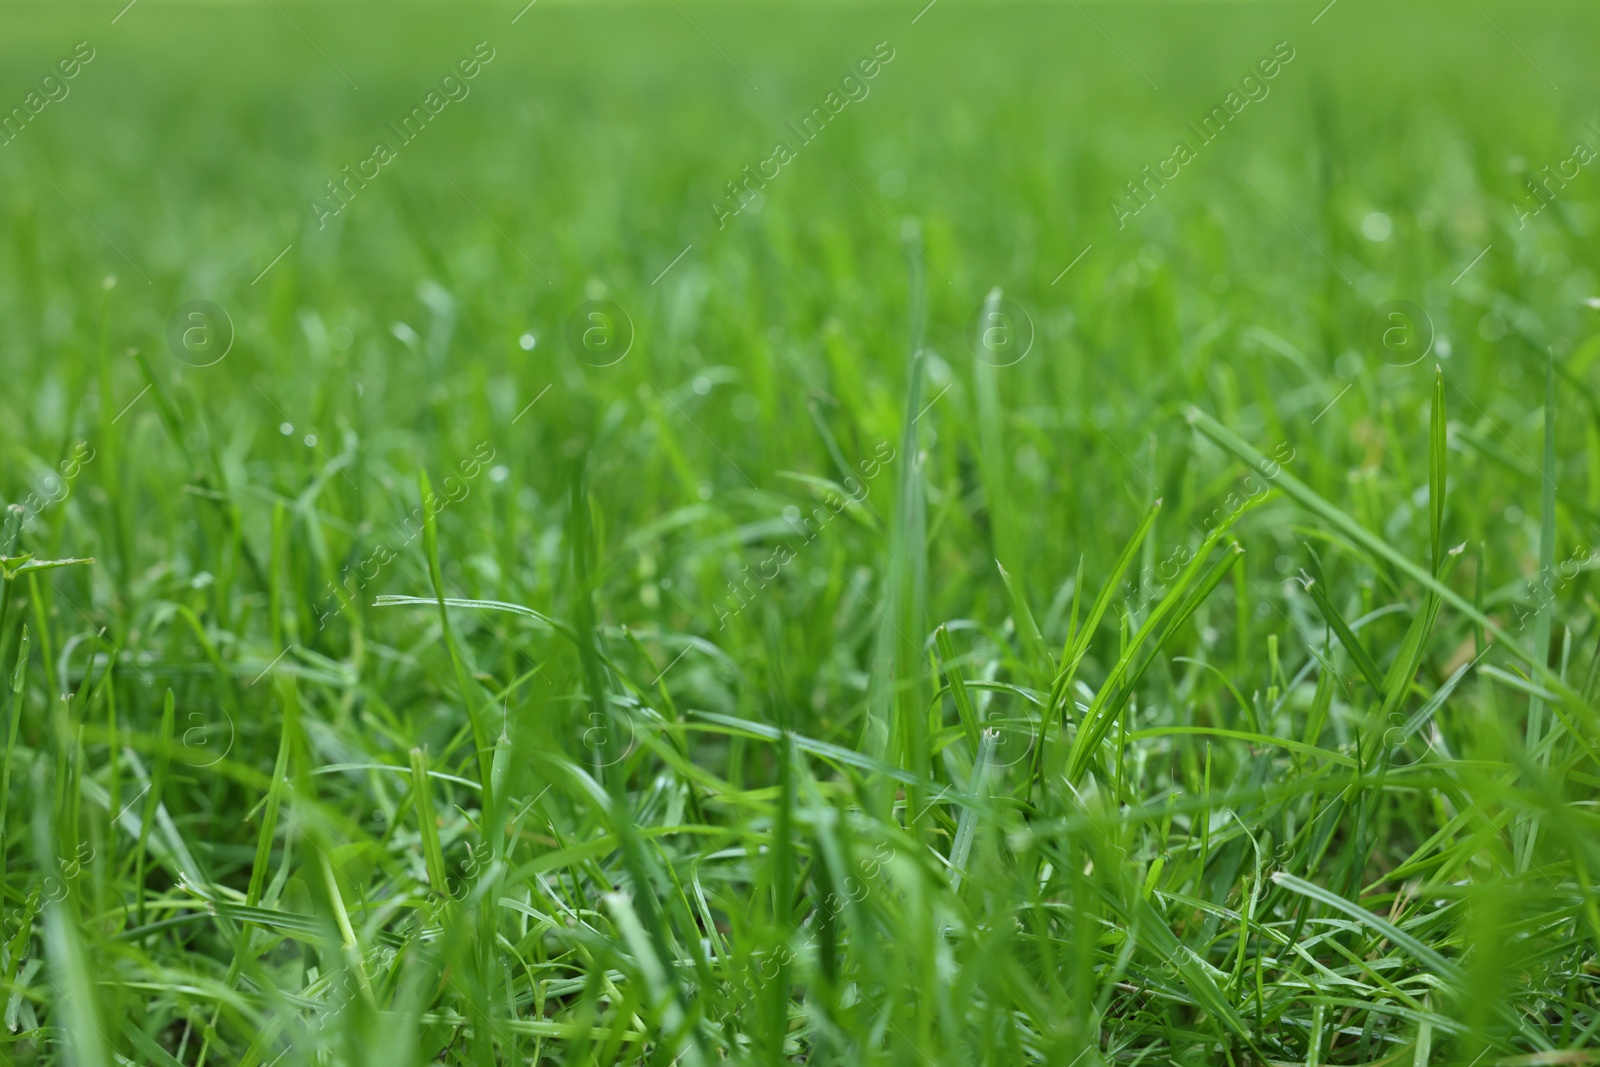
[2,0,1600,1062]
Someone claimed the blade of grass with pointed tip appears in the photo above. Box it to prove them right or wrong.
[1043,497,1162,743]
[373,594,575,642]
[1518,352,1560,872]
[1128,726,1356,768]
[1067,542,1244,785]
[975,287,1025,619]
[410,746,449,893]
[1064,553,1085,653]
[1376,546,1463,727]
[689,709,952,798]
[1401,653,1478,742]
[27,573,58,700]
[1302,572,1385,693]
[119,1017,187,1067]
[3,557,94,579]
[225,672,299,986]
[1188,404,1600,763]
[950,728,997,893]
[891,335,930,788]
[1429,365,1447,575]
[1272,872,1463,983]
[131,347,188,452]
[135,689,174,927]
[419,468,494,806]
[1302,543,1385,693]
[1057,492,1260,783]
[1086,842,1252,1043]
[246,674,295,909]
[1531,351,1557,758]
[568,458,618,792]
[1033,500,1162,795]
[32,758,110,1067]
[0,625,28,888]
[934,625,983,753]
[997,558,1052,680]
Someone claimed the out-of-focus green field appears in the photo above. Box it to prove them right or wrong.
[2,0,1599,1063]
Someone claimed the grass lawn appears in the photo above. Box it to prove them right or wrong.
[2,0,1599,1062]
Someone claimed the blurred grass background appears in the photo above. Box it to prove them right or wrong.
[1,0,1598,1063]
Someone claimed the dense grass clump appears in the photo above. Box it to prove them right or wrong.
[1,0,1599,1062]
